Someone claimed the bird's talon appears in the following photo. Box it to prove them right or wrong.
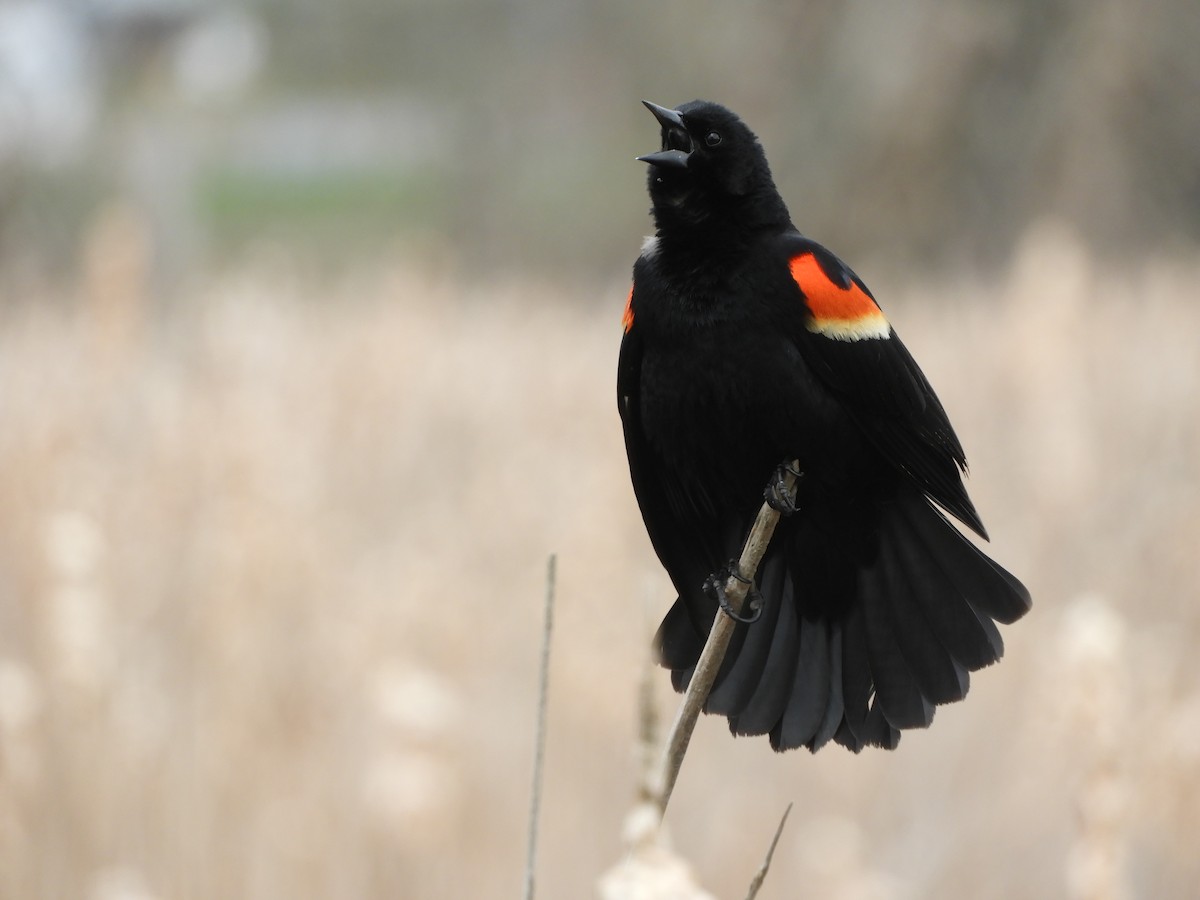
[704,563,762,624]
[725,561,751,586]
[764,462,803,515]
[779,461,804,479]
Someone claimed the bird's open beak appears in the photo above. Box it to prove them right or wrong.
[637,100,692,169]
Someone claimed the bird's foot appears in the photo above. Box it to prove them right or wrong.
[704,561,763,624]
[764,461,804,515]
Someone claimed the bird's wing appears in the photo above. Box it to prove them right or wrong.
[778,234,988,539]
[617,288,727,629]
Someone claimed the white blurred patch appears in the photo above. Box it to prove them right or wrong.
[43,511,114,688]
[1057,595,1131,900]
[44,510,104,580]
[370,659,462,741]
[597,806,717,900]
[361,661,464,841]
[172,9,267,103]
[360,748,459,832]
[596,852,716,900]
[1054,593,1129,749]
[0,659,42,786]
[1060,593,1126,668]
[0,659,40,733]
[88,865,159,900]
[0,2,96,165]
[48,584,114,687]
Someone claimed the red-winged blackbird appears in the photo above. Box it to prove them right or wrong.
[618,100,1031,752]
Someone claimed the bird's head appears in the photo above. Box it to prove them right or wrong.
[637,99,789,234]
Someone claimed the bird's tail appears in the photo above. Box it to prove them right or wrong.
[654,485,1031,752]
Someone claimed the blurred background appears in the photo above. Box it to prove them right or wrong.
[0,0,1197,897]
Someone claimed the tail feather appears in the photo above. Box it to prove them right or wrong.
[772,615,831,749]
[707,555,788,716]
[905,499,1031,626]
[861,555,936,730]
[835,602,882,749]
[729,563,799,735]
[877,526,970,705]
[656,599,703,672]
[863,700,902,750]
[652,487,1030,754]
[807,621,845,751]
[893,500,1006,669]
[979,556,1032,624]
[670,664,689,694]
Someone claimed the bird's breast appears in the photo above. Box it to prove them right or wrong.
[636,309,874,503]
[638,326,805,501]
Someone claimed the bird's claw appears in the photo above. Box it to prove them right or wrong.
[704,561,763,624]
[764,461,803,515]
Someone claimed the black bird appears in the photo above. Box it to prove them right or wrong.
[618,100,1030,751]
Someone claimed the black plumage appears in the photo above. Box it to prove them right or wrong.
[618,100,1030,752]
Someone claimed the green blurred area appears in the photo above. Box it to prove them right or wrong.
[1,0,1197,286]
[197,166,448,255]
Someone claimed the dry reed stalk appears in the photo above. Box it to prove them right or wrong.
[649,462,802,818]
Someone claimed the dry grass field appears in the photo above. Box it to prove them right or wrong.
[0,221,1198,899]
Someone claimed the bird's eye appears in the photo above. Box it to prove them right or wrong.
[705,131,722,147]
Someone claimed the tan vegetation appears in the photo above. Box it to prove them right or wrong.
[0,222,1197,898]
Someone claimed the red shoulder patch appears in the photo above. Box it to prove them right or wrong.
[788,253,889,341]
[622,286,634,333]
